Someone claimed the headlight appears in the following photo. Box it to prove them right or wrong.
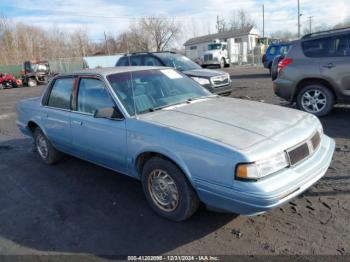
[236,151,289,181]
[191,77,210,85]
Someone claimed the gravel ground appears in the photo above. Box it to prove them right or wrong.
[0,66,349,257]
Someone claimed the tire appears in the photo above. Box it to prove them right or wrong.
[296,84,335,117]
[202,65,207,69]
[225,63,230,68]
[28,78,37,87]
[220,58,225,68]
[141,157,200,221]
[33,128,61,164]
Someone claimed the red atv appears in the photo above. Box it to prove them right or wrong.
[0,73,18,89]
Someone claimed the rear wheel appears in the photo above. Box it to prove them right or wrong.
[296,84,335,116]
[33,128,62,164]
[141,157,199,221]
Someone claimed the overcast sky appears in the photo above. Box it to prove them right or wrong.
[1,0,349,44]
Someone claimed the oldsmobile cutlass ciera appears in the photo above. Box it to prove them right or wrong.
[16,67,335,221]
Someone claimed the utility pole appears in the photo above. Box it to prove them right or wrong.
[297,0,301,38]
[216,15,220,33]
[262,5,265,38]
[104,31,111,55]
[308,16,313,33]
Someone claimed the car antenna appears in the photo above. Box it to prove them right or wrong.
[126,44,138,118]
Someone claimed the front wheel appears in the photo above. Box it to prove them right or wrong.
[141,157,200,221]
[220,58,225,68]
[296,84,335,117]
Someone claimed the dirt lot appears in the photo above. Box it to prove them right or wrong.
[0,67,349,257]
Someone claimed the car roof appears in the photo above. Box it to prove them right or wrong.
[301,27,350,41]
[59,66,168,77]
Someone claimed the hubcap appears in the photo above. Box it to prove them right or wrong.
[148,169,179,212]
[36,133,48,159]
[301,89,327,113]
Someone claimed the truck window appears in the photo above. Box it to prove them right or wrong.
[77,78,115,114]
[47,78,74,110]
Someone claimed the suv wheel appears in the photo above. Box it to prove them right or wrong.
[296,84,335,116]
[141,157,200,221]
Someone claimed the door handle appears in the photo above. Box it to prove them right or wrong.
[72,120,83,126]
[323,63,335,69]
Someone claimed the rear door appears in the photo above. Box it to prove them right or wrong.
[320,33,350,98]
[70,77,128,173]
[42,77,75,153]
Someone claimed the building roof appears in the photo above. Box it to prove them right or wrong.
[184,26,256,46]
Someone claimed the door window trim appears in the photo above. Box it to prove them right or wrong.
[72,75,125,118]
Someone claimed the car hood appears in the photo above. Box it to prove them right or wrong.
[182,69,227,78]
[139,97,312,150]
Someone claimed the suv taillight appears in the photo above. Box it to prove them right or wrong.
[278,58,293,72]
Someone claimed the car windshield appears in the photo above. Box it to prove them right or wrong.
[154,53,201,71]
[107,69,212,116]
[208,44,222,50]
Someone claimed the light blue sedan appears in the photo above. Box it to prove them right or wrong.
[16,67,335,221]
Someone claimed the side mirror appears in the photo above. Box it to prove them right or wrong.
[94,107,124,120]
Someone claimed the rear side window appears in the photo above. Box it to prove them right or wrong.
[302,37,331,57]
[77,78,115,114]
[47,78,74,109]
[116,57,130,66]
[268,47,277,55]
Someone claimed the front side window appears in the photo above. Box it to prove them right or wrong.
[144,56,162,66]
[47,78,74,109]
[107,69,211,116]
[77,78,115,114]
[329,34,350,57]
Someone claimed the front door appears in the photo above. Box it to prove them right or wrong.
[320,33,350,97]
[70,77,128,173]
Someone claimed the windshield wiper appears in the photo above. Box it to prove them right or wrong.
[187,95,218,102]
[138,96,218,114]
[138,101,190,114]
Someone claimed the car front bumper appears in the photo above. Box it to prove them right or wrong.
[195,134,335,215]
[208,82,232,95]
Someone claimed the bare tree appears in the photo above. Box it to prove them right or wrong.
[140,16,181,51]
[228,9,255,32]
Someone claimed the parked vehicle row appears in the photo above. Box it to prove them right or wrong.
[116,51,232,95]
[271,27,350,116]
[16,66,335,221]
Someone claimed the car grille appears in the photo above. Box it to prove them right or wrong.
[287,132,321,166]
[204,54,213,61]
[211,75,229,87]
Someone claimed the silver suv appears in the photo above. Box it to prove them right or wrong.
[273,27,350,116]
